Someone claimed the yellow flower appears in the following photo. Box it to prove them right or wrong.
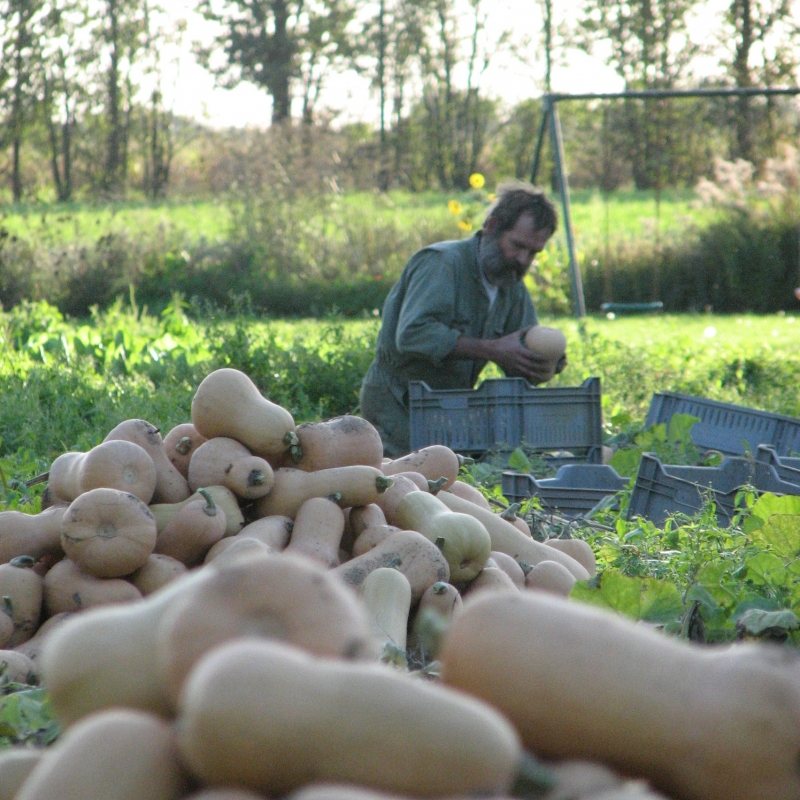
[448,200,462,215]
[487,192,497,201]
[469,172,485,189]
[458,219,473,231]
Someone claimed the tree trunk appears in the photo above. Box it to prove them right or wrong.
[270,0,292,123]
[731,0,755,162]
[104,0,123,196]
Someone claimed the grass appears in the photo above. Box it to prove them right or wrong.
[0,188,716,251]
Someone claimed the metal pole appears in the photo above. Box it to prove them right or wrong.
[530,94,551,185]
[550,102,586,318]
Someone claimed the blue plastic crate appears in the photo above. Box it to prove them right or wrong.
[501,464,627,518]
[645,391,800,457]
[408,376,603,459]
[628,452,800,527]
[755,445,800,485]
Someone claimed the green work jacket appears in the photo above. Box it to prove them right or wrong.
[362,232,538,408]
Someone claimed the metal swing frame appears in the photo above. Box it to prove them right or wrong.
[530,86,800,318]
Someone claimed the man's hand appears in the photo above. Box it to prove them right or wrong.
[448,331,556,385]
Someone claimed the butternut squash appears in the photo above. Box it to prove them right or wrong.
[375,474,422,522]
[154,488,227,567]
[0,556,43,646]
[42,558,142,617]
[351,524,402,558]
[436,491,589,581]
[0,749,44,800]
[361,567,412,654]
[0,650,38,685]
[149,485,244,538]
[237,515,293,550]
[524,560,577,597]
[439,590,800,800]
[382,445,461,490]
[175,638,522,797]
[0,612,13,649]
[104,418,191,503]
[416,581,462,623]
[60,488,157,578]
[203,515,291,564]
[49,440,157,504]
[162,422,207,479]
[331,530,450,604]
[14,708,188,800]
[129,554,188,596]
[499,503,532,536]
[13,611,74,668]
[0,505,67,565]
[284,787,516,800]
[155,552,374,706]
[392,491,491,584]
[523,325,567,382]
[191,368,297,459]
[444,480,492,510]
[283,496,345,568]
[465,566,519,597]
[188,437,274,500]
[254,466,393,519]
[203,536,274,567]
[184,792,267,800]
[40,568,213,725]
[488,551,526,588]
[285,415,384,471]
[543,537,597,577]
[349,504,387,539]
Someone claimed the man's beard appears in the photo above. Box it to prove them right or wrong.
[478,234,524,289]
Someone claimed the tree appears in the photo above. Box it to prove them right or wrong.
[576,0,704,189]
[0,0,47,202]
[39,0,90,202]
[416,0,501,189]
[357,0,431,188]
[194,0,357,126]
[718,0,800,164]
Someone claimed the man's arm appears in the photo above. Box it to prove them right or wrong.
[447,330,555,385]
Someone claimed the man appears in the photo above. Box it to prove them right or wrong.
[360,181,563,457]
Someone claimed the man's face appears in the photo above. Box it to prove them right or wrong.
[478,212,552,288]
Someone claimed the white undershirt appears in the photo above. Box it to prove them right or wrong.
[480,269,499,308]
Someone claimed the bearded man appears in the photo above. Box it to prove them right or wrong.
[359,181,564,457]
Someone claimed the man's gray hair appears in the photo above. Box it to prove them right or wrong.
[484,181,558,236]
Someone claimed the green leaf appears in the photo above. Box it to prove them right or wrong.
[571,569,683,623]
[748,512,800,560]
[666,413,699,444]
[507,448,532,473]
[608,447,642,478]
[744,552,787,586]
[735,608,799,637]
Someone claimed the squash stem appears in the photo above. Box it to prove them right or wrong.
[197,488,217,517]
[500,503,522,521]
[247,469,268,487]
[9,555,36,568]
[511,751,556,798]
[427,476,448,495]
[375,475,394,493]
[175,436,193,455]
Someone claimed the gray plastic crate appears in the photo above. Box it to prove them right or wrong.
[755,445,800,485]
[408,376,603,459]
[628,452,800,527]
[501,464,627,518]
[645,391,800,457]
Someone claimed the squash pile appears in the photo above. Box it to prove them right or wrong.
[0,368,797,800]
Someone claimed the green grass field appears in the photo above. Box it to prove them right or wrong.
[0,188,715,250]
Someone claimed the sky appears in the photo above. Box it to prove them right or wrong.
[154,0,728,130]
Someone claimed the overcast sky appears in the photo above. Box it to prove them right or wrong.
[155,0,731,129]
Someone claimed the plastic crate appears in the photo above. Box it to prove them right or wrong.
[501,464,627,518]
[627,452,800,527]
[645,391,800,457]
[408,376,603,459]
[755,445,800,486]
